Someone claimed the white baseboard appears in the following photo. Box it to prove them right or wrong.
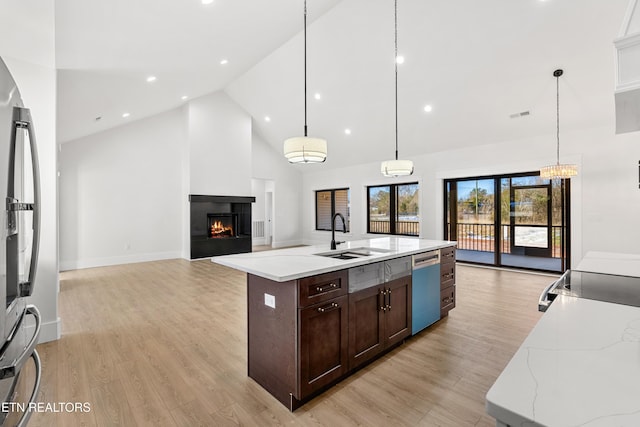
[25,316,61,344]
[60,251,182,271]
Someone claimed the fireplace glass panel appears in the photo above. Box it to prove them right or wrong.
[208,213,238,239]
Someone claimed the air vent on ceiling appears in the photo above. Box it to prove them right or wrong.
[509,111,531,119]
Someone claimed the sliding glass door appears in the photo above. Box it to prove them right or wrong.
[445,172,570,273]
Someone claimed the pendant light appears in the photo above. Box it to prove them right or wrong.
[381,0,413,177]
[539,69,577,179]
[283,0,327,164]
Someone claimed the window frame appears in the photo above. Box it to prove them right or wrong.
[443,171,571,273]
[366,181,419,236]
[315,188,350,232]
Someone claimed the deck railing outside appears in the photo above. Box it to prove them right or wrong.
[369,220,419,236]
[451,223,563,258]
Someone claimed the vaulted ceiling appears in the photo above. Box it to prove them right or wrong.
[57,0,630,171]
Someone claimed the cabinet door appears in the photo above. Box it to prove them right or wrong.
[298,295,349,398]
[348,286,385,370]
[384,276,412,348]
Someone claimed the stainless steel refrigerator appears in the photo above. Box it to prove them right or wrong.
[0,56,42,426]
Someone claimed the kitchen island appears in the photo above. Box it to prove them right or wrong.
[214,237,456,410]
[486,252,640,426]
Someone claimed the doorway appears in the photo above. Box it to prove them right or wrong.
[444,172,570,273]
[251,178,275,249]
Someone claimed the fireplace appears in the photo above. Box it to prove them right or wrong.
[189,195,255,259]
[208,213,237,238]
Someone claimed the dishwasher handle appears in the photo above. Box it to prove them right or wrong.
[412,251,440,269]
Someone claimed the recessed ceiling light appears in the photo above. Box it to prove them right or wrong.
[344,128,351,135]
[220,59,228,65]
[181,95,188,100]
[314,93,321,100]
[122,112,130,118]
[202,0,214,4]
[423,104,433,113]
[146,75,157,83]
[396,55,405,64]
[264,116,271,122]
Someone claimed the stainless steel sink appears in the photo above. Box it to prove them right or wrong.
[314,247,391,260]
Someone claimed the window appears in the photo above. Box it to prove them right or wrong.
[367,182,419,236]
[316,188,350,232]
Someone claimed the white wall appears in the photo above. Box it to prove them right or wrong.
[59,90,296,266]
[252,132,304,247]
[60,109,185,270]
[302,123,640,267]
[188,92,252,196]
[302,162,407,247]
[1,0,59,342]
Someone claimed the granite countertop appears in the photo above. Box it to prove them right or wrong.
[212,237,455,282]
[486,294,640,426]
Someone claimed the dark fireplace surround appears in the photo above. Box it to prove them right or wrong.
[189,195,255,259]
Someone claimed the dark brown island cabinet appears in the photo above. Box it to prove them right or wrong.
[440,245,456,317]
[246,247,455,411]
[348,274,412,370]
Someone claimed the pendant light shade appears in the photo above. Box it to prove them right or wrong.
[283,0,327,164]
[381,0,413,177]
[381,159,414,177]
[284,136,327,163]
[540,69,577,179]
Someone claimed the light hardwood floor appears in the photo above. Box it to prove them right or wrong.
[21,260,554,426]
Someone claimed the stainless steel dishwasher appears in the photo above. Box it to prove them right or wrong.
[411,250,441,335]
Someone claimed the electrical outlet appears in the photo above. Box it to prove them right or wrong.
[264,293,275,309]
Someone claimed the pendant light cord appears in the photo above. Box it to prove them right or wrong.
[553,69,564,166]
[304,0,308,137]
[556,75,560,164]
[394,0,398,160]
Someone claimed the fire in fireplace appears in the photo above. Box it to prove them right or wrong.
[208,214,237,239]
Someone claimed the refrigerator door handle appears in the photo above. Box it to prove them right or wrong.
[15,305,41,373]
[0,305,42,380]
[8,107,41,297]
[14,349,41,427]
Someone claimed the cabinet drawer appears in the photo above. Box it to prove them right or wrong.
[440,246,456,264]
[440,262,455,289]
[440,285,455,317]
[298,270,348,307]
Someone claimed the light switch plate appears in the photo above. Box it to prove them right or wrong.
[264,293,276,309]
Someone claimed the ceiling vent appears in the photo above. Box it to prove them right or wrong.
[509,111,531,119]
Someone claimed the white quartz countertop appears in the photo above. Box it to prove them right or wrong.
[212,237,455,282]
[577,251,640,277]
[486,295,640,427]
